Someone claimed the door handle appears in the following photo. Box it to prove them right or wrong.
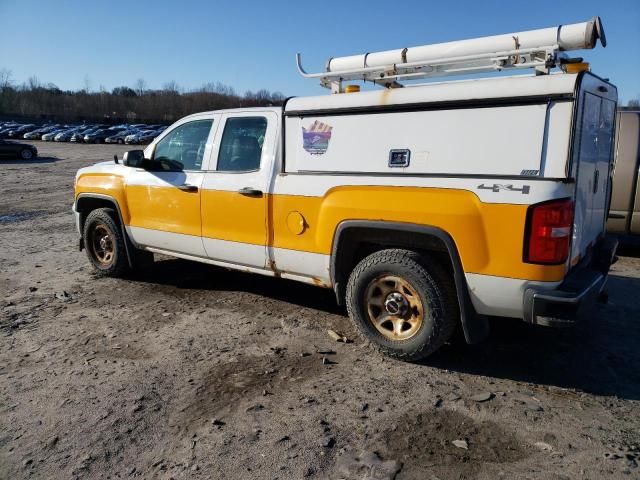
[238,187,263,197]
[177,184,198,192]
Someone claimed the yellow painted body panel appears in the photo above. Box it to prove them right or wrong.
[125,184,202,237]
[75,174,131,223]
[201,189,266,245]
[76,175,566,282]
[270,186,566,282]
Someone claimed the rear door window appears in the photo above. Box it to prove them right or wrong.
[216,117,267,172]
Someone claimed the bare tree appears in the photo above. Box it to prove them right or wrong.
[629,98,640,108]
[83,74,92,93]
[27,76,41,90]
[0,75,283,122]
[201,82,216,93]
[163,80,180,94]
[0,68,13,90]
[134,78,147,96]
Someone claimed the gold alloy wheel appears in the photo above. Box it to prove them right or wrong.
[90,223,115,266]
[365,274,424,341]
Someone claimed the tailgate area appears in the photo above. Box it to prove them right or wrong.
[570,73,618,266]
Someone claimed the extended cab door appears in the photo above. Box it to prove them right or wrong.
[201,111,279,268]
[125,115,218,256]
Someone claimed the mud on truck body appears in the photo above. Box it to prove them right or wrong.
[74,17,617,361]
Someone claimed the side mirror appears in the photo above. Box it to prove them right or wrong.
[123,150,145,168]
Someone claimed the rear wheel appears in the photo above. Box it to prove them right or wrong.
[83,208,129,277]
[20,149,33,160]
[346,249,458,361]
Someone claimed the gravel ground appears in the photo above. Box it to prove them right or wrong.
[1,141,639,480]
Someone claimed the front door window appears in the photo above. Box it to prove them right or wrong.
[151,120,213,171]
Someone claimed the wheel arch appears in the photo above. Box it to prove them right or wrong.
[330,220,489,344]
[75,193,133,267]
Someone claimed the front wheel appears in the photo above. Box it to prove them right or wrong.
[346,249,458,361]
[83,208,130,277]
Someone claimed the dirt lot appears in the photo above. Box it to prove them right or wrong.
[1,141,639,480]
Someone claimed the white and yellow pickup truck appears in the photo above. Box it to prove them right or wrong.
[74,17,618,360]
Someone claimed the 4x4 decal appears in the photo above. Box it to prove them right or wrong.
[477,183,530,194]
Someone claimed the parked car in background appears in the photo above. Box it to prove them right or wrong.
[0,127,14,138]
[41,131,58,141]
[55,127,83,142]
[5,124,37,138]
[42,127,69,141]
[71,125,103,143]
[607,111,640,238]
[0,121,167,144]
[24,125,59,140]
[84,127,126,144]
[139,127,167,143]
[0,139,38,160]
[124,127,165,145]
[0,122,21,137]
[83,129,108,144]
[124,131,143,144]
[70,130,88,143]
[105,128,137,144]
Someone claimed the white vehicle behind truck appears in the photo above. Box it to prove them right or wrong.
[74,17,617,360]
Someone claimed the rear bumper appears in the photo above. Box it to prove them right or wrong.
[523,236,618,327]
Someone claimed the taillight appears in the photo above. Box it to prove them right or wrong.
[524,199,573,264]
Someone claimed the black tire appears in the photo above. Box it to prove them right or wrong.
[117,138,124,144]
[20,149,34,160]
[346,249,458,361]
[83,208,130,277]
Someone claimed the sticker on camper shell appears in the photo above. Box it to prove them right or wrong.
[302,120,332,155]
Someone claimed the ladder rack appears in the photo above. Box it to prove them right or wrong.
[296,17,606,93]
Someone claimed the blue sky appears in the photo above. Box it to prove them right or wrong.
[1,0,638,103]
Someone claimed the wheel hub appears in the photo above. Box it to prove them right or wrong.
[90,223,115,266]
[384,292,409,316]
[364,275,425,341]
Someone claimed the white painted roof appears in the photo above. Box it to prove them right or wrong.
[286,73,579,113]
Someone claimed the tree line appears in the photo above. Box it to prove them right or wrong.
[0,69,285,124]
